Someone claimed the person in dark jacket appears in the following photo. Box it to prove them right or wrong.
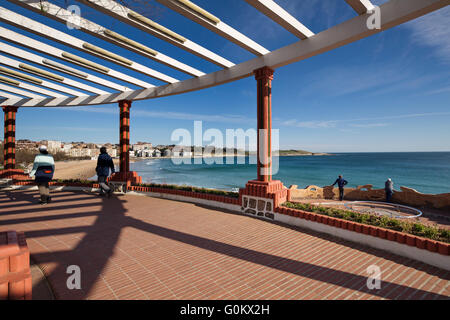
[29,145,55,205]
[332,175,348,201]
[96,147,115,197]
[385,178,394,202]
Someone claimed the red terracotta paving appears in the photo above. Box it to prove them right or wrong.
[0,189,449,300]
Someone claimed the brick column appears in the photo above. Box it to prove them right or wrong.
[239,67,287,219]
[109,100,142,187]
[119,100,131,173]
[3,106,18,170]
[255,67,274,182]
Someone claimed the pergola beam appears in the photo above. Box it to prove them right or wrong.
[0,7,176,84]
[7,0,205,78]
[244,0,315,39]
[76,0,234,68]
[156,0,269,55]
[345,0,376,15]
[0,27,153,89]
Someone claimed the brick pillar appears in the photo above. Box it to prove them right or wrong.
[119,100,131,174]
[109,100,142,186]
[239,67,287,217]
[3,106,18,170]
[255,67,274,182]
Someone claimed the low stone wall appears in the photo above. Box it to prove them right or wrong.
[288,184,450,212]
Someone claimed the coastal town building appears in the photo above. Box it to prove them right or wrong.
[107,148,117,158]
[46,140,62,152]
[132,142,153,151]
[62,143,73,152]
[16,139,38,150]
[153,149,161,157]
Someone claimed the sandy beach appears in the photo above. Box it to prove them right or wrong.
[53,159,120,180]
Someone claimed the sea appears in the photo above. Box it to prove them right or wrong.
[129,152,450,195]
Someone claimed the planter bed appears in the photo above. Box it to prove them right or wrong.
[281,202,450,256]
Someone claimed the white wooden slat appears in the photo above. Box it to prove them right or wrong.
[76,0,235,68]
[0,27,153,89]
[8,0,205,78]
[156,0,269,55]
[244,0,315,39]
[0,7,175,84]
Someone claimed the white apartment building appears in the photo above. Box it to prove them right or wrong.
[62,143,73,152]
[47,140,62,152]
[107,148,117,157]
[133,143,153,151]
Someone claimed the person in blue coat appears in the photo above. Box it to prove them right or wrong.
[385,178,394,202]
[332,175,348,201]
[96,146,115,197]
[29,145,55,205]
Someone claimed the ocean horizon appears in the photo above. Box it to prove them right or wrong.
[129,151,450,195]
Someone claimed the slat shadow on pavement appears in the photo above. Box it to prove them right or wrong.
[0,189,448,300]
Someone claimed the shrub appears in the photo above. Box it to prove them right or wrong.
[138,183,240,198]
[282,202,450,243]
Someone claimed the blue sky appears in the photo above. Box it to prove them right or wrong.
[1,0,449,152]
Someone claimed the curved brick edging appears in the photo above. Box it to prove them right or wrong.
[11,180,100,188]
[8,181,240,206]
[127,190,242,212]
[274,207,450,270]
[127,185,240,206]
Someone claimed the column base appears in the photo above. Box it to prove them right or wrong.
[0,169,29,180]
[239,180,288,220]
[108,171,142,187]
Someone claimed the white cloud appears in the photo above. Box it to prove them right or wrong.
[281,120,338,129]
[350,123,389,128]
[297,63,411,98]
[403,6,450,64]
[424,86,450,96]
[280,111,450,129]
[54,106,255,124]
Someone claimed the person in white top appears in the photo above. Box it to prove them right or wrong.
[29,145,55,205]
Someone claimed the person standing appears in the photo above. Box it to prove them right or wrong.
[385,178,394,202]
[29,145,55,205]
[96,146,115,197]
[332,175,348,201]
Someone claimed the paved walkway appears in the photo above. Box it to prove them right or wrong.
[0,189,448,300]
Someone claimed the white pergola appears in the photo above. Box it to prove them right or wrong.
[0,0,447,108]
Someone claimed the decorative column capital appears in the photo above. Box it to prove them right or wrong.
[2,106,19,113]
[254,67,274,81]
[118,100,132,109]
